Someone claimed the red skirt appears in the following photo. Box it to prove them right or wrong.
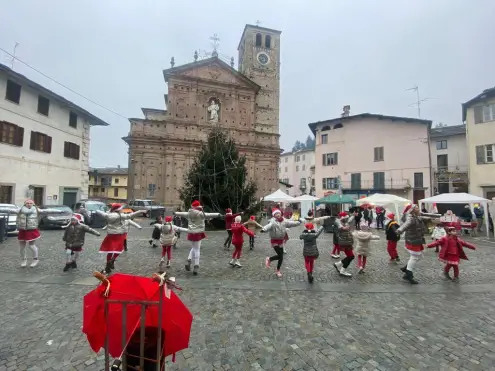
[99,234,126,254]
[188,232,206,242]
[18,229,40,242]
[405,243,424,253]
[440,254,461,265]
[67,245,83,252]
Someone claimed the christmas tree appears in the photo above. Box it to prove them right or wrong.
[179,127,257,213]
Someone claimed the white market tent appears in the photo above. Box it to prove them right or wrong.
[356,193,412,218]
[419,192,490,237]
[294,194,318,218]
[261,189,295,202]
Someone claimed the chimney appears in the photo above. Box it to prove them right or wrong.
[342,105,350,117]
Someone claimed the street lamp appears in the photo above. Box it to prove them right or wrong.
[307,175,314,196]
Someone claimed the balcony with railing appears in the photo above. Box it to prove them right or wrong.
[433,165,468,182]
[340,179,411,191]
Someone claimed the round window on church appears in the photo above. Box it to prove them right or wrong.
[257,52,270,65]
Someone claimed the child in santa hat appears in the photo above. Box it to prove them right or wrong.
[103,217,142,251]
[61,213,100,272]
[353,224,380,274]
[333,212,356,277]
[174,200,221,275]
[96,203,146,274]
[153,216,190,268]
[299,222,324,283]
[430,221,447,253]
[243,215,263,249]
[223,208,243,250]
[385,213,401,262]
[261,208,302,277]
[12,199,64,267]
[396,204,439,284]
[229,215,255,267]
[427,226,476,281]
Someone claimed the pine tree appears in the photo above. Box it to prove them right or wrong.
[179,127,257,213]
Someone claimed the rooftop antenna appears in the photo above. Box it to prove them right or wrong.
[8,42,19,69]
[406,85,436,119]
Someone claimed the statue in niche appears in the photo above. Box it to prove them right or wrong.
[207,98,219,122]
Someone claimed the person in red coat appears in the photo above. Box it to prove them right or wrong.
[229,215,254,267]
[223,208,243,250]
[427,226,476,281]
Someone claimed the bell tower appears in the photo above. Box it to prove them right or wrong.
[238,24,281,136]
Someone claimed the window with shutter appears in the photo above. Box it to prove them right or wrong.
[29,131,52,153]
[351,173,361,189]
[414,172,424,188]
[474,106,483,124]
[374,147,384,161]
[0,121,23,146]
[476,145,486,164]
[373,172,385,189]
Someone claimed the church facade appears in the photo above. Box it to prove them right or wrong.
[124,24,282,207]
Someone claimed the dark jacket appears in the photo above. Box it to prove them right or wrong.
[300,226,324,257]
[335,217,354,247]
[385,220,400,241]
[397,214,426,245]
[332,223,339,244]
[63,223,99,248]
[460,209,473,221]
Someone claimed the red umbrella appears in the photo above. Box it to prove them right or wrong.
[83,272,193,362]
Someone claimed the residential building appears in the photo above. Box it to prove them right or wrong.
[463,87,495,199]
[88,167,128,202]
[0,63,108,206]
[429,125,468,195]
[124,24,281,207]
[278,148,315,196]
[309,111,432,204]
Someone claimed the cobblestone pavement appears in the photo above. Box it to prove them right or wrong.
[0,222,495,370]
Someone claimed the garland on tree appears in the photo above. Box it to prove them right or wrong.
[179,127,257,213]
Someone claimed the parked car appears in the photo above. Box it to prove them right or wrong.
[39,205,73,229]
[106,203,134,214]
[128,199,165,217]
[0,203,19,234]
[73,200,109,228]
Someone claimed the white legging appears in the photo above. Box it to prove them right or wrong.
[19,241,38,260]
[187,241,201,266]
[66,249,80,263]
[406,253,422,272]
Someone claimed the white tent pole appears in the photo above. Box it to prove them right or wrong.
[484,201,490,238]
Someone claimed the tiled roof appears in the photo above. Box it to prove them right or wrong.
[430,125,466,138]
[89,167,128,175]
[308,113,431,135]
[462,87,495,121]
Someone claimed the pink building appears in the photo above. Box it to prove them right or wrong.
[309,113,432,204]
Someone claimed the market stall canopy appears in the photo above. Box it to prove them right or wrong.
[419,192,489,204]
[294,195,319,201]
[419,192,490,237]
[356,193,411,206]
[262,189,296,202]
[317,194,355,205]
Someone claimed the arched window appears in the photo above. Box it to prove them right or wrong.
[333,123,343,129]
[265,35,271,48]
[321,125,331,131]
[255,33,262,47]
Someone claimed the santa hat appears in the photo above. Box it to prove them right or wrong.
[272,208,282,217]
[165,216,173,222]
[307,210,314,217]
[403,204,418,215]
[191,200,201,208]
[338,212,348,218]
[386,212,395,220]
[24,199,35,204]
[234,215,241,223]
[225,208,232,214]
[250,215,256,220]
[71,213,84,224]
[305,222,314,230]
[445,226,457,232]
[110,203,123,212]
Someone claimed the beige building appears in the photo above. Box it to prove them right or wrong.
[88,167,128,202]
[463,87,495,199]
[309,112,432,204]
[429,125,468,195]
[279,148,315,196]
[124,24,281,206]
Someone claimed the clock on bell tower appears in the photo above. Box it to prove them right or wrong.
[237,24,281,135]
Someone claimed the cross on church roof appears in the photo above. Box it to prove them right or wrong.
[255,20,262,26]
[209,33,220,57]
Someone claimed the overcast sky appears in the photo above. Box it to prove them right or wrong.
[1,0,494,167]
